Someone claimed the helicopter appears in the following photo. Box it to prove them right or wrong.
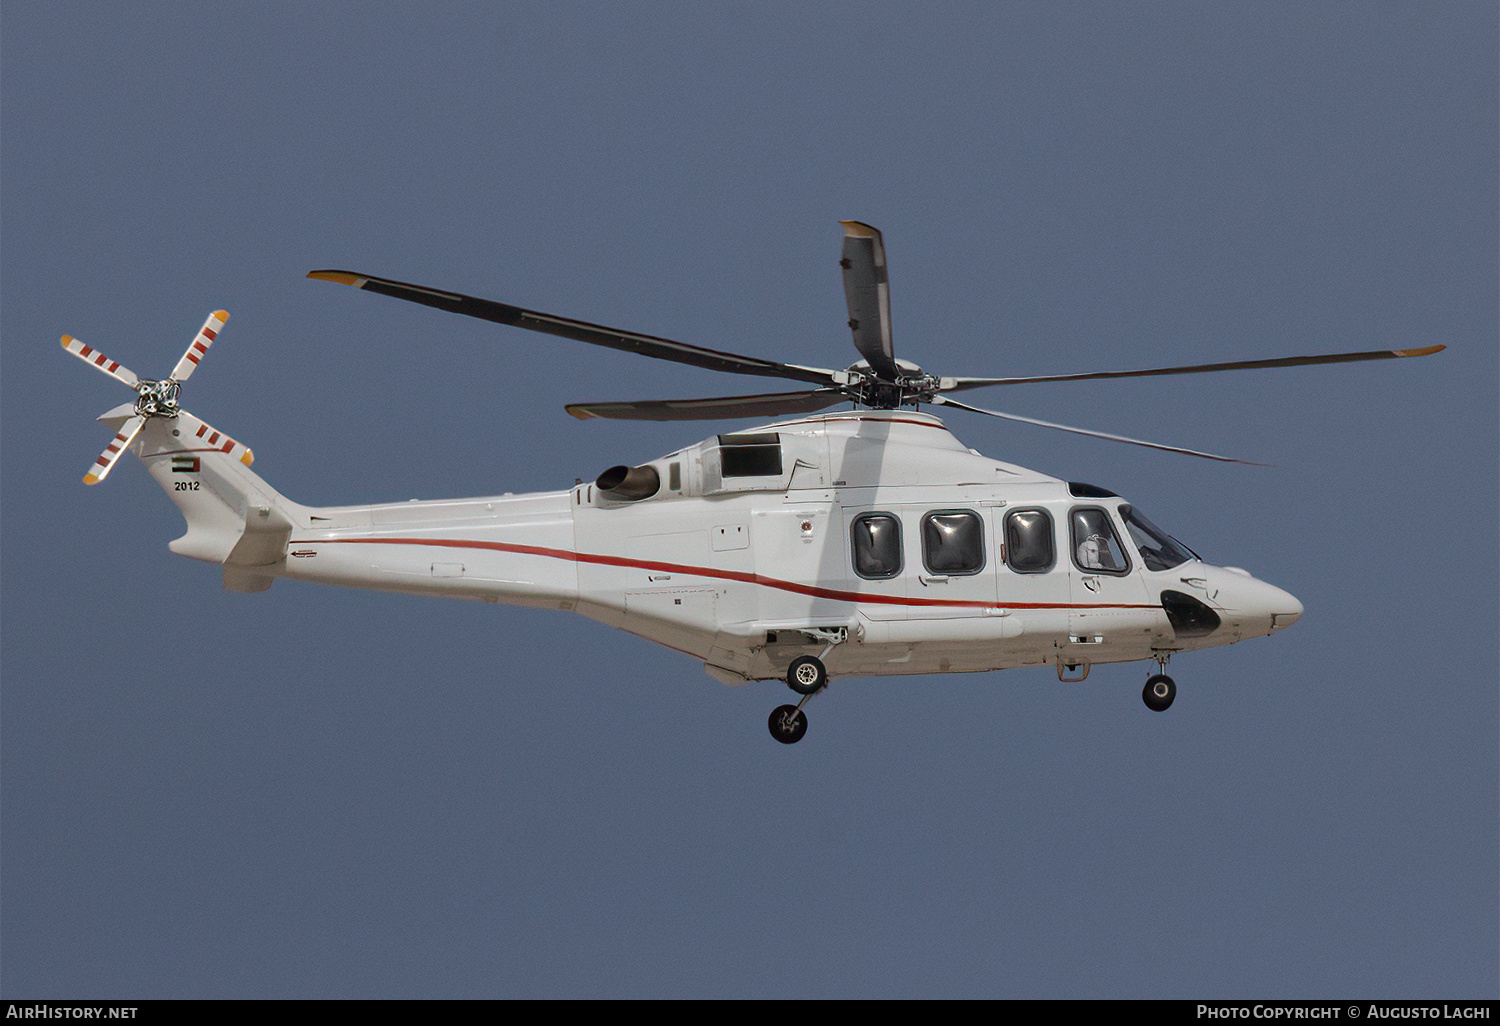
[64,222,1443,743]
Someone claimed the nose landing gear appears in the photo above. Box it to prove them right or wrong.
[1143,652,1176,711]
[1143,673,1177,711]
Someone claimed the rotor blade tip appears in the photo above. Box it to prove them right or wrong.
[307,270,364,286]
[1396,344,1445,357]
[213,310,230,322]
[564,405,595,420]
[82,473,100,485]
[240,450,255,466]
[839,220,879,238]
[61,335,73,346]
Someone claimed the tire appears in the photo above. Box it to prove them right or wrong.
[786,655,828,695]
[768,705,808,744]
[1143,674,1177,712]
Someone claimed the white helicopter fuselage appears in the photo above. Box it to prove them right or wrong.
[144,409,1302,686]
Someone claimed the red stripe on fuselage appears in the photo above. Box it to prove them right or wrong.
[304,536,1157,610]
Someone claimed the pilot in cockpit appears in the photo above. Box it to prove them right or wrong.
[1077,532,1119,571]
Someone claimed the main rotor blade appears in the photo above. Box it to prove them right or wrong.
[170,310,229,382]
[566,388,850,422]
[930,395,1263,465]
[308,270,840,387]
[83,416,145,485]
[61,335,140,388]
[943,344,1447,392]
[838,221,900,380]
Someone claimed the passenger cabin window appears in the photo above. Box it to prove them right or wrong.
[1119,504,1194,572]
[718,433,782,478]
[922,510,985,576]
[1004,509,1054,573]
[851,513,902,580]
[1070,507,1130,574]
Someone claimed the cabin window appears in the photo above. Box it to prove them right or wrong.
[668,462,681,491]
[1004,509,1055,573]
[1118,504,1194,572]
[718,433,782,477]
[921,510,985,576]
[850,513,903,580]
[1070,507,1131,575]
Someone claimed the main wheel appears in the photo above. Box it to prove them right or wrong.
[786,655,828,695]
[768,705,808,744]
[1143,674,1177,712]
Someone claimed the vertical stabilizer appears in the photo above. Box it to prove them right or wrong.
[132,415,302,590]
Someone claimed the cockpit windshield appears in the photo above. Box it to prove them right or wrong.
[1118,505,1197,572]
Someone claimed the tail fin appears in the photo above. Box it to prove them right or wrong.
[125,409,302,592]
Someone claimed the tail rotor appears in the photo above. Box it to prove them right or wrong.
[62,310,252,484]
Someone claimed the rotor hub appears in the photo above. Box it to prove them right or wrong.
[843,365,941,410]
[133,379,181,419]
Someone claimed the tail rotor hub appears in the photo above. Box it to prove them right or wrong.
[133,379,181,419]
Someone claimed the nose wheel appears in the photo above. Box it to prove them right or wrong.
[1143,673,1176,712]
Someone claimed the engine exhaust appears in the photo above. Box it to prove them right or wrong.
[595,464,660,502]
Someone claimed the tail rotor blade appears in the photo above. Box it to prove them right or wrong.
[83,416,145,485]
[61,336,140,388]
[171,310,229,381]
[930,395,1264,465]
[178,410,254,466]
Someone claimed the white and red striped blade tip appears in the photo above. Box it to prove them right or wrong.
[61,335,140,388]
[82,416,145,485]
[170,310,229,381]
[179,411,254,466]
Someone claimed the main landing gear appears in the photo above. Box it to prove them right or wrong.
[767,631,847,744]
[768,627,848,744]
[1143,652,1176,712]
[768,655,828,745]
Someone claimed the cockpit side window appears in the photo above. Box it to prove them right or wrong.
[1004,508,1055,574]
[1119,504,1195,572]
[922,510,985,576]
[851,512,903,580]
[1070,507,1131,575]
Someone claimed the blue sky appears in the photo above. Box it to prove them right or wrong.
[3,2,1495,998]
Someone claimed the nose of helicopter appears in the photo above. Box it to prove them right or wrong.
[1267,586,1303,631]
[1217,568,1302,634]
